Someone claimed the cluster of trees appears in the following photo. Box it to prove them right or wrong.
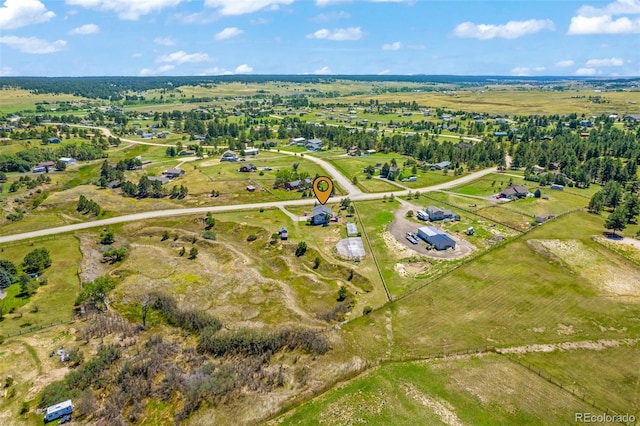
[0,259,17,291]
[0,249,51,300]
[102,247,128,264]
[150,293,222,333]
[512,126,638,187]
[8,174,50,192]
[76,195,101,216]
[273,163,313,190]
[0,142,105,173]
[76,275,117,310]
[197,327,330,359]
[589,181,640,233]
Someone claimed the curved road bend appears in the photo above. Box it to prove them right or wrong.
[0,164,498,243]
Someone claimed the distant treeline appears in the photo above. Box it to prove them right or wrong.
[2,75,637,100]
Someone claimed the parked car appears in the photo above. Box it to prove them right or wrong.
[406,232,419,244]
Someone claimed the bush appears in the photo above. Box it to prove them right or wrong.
[22,248,51,274]
[313,257,320,269]
[406,210,414,218]
[100,229,115,245]
[336,286,347,302]
[363,306,373,315]
[295,241,307,257]
[202,231,216,240]
[246,234,257,242]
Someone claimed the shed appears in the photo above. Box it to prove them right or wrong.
[221,150,238,161]
[417,226,456,250]
[48,137,61,144]
[148,176,170,185]
[246,185,256,192]
[550,184,564,190]
[244,147,259,156]
[59,157,76,165]
[346,222,358,236]
[279,227,288,240]
[162,168,185,179]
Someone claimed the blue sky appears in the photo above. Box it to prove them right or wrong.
[0,0,638,77]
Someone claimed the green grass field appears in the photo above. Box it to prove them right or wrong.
[277,355,600,425]
[0,235,81,336]
[0,88,90,114]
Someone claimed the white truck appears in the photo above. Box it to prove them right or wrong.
[44,399,73,423]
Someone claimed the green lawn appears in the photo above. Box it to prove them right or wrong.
[450,174,530,197]
[0,235,81,335]
[278,356,598,425]
[345,211,640,361]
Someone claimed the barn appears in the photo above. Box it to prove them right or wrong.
[417,226,456,251]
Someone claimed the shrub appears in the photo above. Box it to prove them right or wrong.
[336,286,347,302]
[99,229,115,245]
[313,257,320,269]
[295,242,307,257]
[363,306,373,315]
[202,231,216,240]
[246,234,257,242]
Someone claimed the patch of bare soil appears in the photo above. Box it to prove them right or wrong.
[529,239,640,297]
[383,231,410,257]
[77,233,110,283]
[318,388,386,425]
[402,383,464,426]
[495,338,640,354]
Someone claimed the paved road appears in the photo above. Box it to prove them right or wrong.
[0,165,498,243]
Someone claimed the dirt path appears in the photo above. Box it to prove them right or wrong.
[402,384,464,426]
[495,338,640,354]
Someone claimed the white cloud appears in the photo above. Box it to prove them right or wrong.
[382,41,401,50]
[65,0,185,20]
[577,0,640,17]
[214,27,243,40]
[204,67,233,75]
[157,50,210,64]
[0,0,55,30]
[568,0,640,34]
[568,14,640,34]
[132,52,143,58]
[154,36,176,46]
[0,35,66,54]
[453,19,554,40]
[139,64,175,76]
[585,57,624,66]
[316,0,351,5]
[205,0,293,15]
[307,27,363,40]
[576,67,597,75]
[69,23,100,35]
[235,64,253,73]
[556,59,575,67]
[378,69,391,75]
[1,66,16,76]
[312,11,350,22]
[511,67,530,76]
[316,0,411,4]
[313,66,332,74]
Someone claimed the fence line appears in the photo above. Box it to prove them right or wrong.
[504,356,635,424]
[2,318,74,339]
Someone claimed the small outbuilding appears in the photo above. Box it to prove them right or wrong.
[221,150,238,161]
[417,226,456,250]
[346,222,358,236]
